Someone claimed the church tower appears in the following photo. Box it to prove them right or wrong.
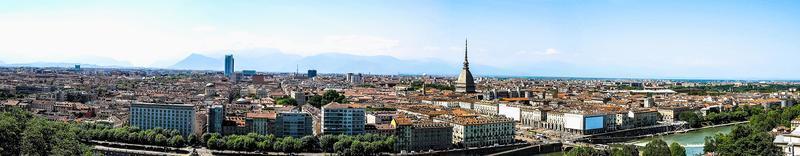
[455,39,476,93]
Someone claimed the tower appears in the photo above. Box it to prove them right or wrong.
[224,54,235,78]
[455,39,476,93]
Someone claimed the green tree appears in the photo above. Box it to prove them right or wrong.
[678,112,702,128]
[187,134,198,146]
[168,135,185,147]
[566,146,599,156]
[0,111,23,155]
[276,97,297,106]
[669,142,686,156]
[642,139,670,156]
[21,118,56,155]
[301,135,318,152]
[610,144,638,156]
[319,135,338,152]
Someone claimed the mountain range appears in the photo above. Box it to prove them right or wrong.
[168,49,517,75]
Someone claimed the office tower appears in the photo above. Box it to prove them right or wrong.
[224,54,234,77]
[130,102,196,136]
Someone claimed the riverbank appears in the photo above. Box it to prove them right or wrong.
[626,123,742,156]
[656,121,747,136]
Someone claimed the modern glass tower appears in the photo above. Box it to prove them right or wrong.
[224,54,234,77]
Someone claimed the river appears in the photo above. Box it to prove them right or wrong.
[534,124,736,156]
[627,125,735,156]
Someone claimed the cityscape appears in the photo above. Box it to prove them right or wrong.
[2,1,800,156]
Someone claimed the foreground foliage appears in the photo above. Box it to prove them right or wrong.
[0,108,91,155]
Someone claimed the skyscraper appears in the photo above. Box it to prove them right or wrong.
[307,69,317,78]
[224,54,234,77]
[456,39,476,93]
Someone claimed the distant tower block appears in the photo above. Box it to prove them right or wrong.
[455,39,476,93]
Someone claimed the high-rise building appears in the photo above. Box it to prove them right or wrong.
[207,105,224,134]
[130,102,196,136]
[456,39,476,93]
[224,54,235,78]
[321,102,365,135]
[307,70,317,78]
[275,111,314,138]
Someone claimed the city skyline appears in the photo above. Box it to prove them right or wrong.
[1,0,800,79]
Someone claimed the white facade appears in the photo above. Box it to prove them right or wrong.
[498,104,521,121]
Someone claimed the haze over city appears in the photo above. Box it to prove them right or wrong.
[1,0,799,79]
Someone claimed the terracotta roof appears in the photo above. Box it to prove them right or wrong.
[246,112,277,119]
[322,102,364,109]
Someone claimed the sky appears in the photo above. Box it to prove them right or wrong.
[1,0,799,79]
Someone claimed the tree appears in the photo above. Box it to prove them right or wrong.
[678,112,702,128]
[610,144,638,156]
[187,134,198,146]
[155,134,168,146]
[207,137,224,149]
[566,146,599,156]
[21,118,56,155]
[50,126,90,156]
[319,135,338,152]
[301,135,318,152]
[0,112,23,155]
[642,139,670,156]
[276,97,297,106]
[669,142,685,156]
[706,125,780,155]
[168,135,185,147]
[349,141,365,155]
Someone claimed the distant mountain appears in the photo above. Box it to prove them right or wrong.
[169,53,223,70]
[0,62,126,68]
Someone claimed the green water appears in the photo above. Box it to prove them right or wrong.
[627,125,735,156]
[535,125,736,156]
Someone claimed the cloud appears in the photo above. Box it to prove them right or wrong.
[543,48,560,55]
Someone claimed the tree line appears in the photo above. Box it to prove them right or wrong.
[702,103,800,155]
[566,139,686,156]
[678,105,760,128]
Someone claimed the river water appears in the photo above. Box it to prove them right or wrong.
[627,125,735,156]
[534,125,735,156]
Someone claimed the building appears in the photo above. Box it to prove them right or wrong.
[774,127,800,156]
[366,111,397,124]
[448,116,515,147]
[321,102,365,135]
[246,112,276,135]
[275,111,314,138]
[307,70,317,78]
[224,54,235,78]
[393,117,453,152]
[521,108,547,128]
[291,91,306,105]
[129,102,196,136]
[455,39,476,93]
[365,124,396,136]
[207,105,224,134]
[563,112,607,135]
[242,70,256,76]
[657,107,692,123]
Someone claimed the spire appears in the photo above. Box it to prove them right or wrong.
[463,38,469,69]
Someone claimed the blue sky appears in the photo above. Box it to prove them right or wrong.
[0,0,799,79]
